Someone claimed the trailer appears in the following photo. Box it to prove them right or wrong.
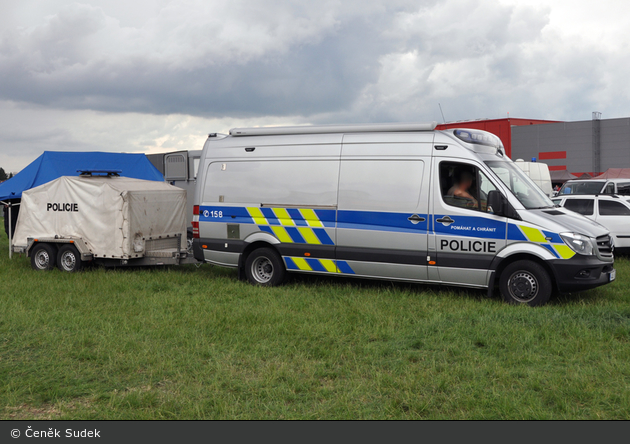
[12,173,197,271]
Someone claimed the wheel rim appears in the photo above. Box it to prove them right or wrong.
[60,251,76,271]
[507,271,539,303]
[34,250,50,269]
[251,256,274,284]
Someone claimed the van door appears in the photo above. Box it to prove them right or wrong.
[430,159,508,287]
[336,154,430,281]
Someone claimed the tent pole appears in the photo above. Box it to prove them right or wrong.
[8,203,12,259]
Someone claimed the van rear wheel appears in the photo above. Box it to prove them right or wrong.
[244,247,286,287]
[57,244,83,272]
[499,260,552,306]
[30,243,57,271]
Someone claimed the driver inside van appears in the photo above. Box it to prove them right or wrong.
[447,169,478,208]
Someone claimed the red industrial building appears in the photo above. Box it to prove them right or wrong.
[436,118,558,159]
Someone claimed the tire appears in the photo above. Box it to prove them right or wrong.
[57,244,83,272]
[244,247,286,287]
[30,243,57,271]
[499,260,552,306]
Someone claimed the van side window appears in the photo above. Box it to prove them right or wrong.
[564,198,594,216]
[440,162,496,213]
[598,200,630,216]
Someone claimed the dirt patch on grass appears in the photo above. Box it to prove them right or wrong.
[4,398,95,420]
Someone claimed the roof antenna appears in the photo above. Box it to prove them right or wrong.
[438,103,446,124]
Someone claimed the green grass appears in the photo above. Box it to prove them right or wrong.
[1,230,630,419]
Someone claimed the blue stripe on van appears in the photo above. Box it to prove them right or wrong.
[540,243,560,258]
[543,230,563,244]
[285,227,307,243]
[337,210,428,234]
[260,207,281,225]
[284,257,299,270]
[313,228,335,245]
[287,208,308,226]
[306,258,327,272]
[507,223,528,241]
[259,225,274,235]
[432,215,506,239]
[336,261,355,274]
[314,209,337,228]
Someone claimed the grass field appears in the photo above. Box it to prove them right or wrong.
[1,232,630,419]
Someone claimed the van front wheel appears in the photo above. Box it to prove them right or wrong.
[245,248,286,287]
[499,260,552,306]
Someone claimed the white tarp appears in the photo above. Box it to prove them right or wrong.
[12,176,187,258]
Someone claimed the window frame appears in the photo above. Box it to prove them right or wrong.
[439,161,499,214]
[597,199,630,216]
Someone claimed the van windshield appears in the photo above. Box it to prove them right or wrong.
[558,181,605,195]
[485,161,554,209]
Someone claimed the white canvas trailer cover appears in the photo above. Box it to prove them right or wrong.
[12,176,187,260]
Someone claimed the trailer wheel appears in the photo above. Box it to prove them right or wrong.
[30,243,57,271]
[57,244,83,272]
[499,260,552,306]
[244,247,286,286]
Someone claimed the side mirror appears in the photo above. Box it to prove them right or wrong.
[487,190,506,217]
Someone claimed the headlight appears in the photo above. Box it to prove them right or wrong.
[560,232,594,256]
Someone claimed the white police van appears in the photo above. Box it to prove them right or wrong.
[192,122,615,306]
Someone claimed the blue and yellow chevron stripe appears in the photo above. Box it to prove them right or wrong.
[247,207,335,245]
[508,223,575,259]
[284,257,355,274]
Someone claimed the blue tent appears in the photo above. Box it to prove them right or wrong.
[0,151,164,201]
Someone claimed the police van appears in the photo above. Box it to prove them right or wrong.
[192,122,615,306]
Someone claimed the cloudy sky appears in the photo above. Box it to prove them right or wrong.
[1,0,629,172]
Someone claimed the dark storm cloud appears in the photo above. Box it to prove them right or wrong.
[0,1,419,118]
[1,0,629,126]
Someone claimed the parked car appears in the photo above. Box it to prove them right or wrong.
[552,194,630,254]
[558,178,630,196]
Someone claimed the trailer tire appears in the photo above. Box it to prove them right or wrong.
[57,244,83,272]
[244,247,286,287]
[30,243,57,271]
[499,260,552,306]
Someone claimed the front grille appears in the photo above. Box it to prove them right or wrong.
[596,235,613,258]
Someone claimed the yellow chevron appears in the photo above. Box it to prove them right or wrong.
[519,225,547,243]
[272,207,295,226]
[320,259,338,273]
[247,207,267,225]
[299,208,324,228]
[554,244,576,260]
[291,257,312,271]
[298,227,321,244]
[271,226,293,243]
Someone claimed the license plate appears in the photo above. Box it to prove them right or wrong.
[610,269,616,282]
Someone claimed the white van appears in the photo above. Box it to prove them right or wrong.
[514,160,553,197]
[192,123,615,306]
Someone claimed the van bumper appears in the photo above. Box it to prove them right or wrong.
[550,256,615,293]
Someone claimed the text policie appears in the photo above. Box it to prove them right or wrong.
[440,239,497,253]
[46,202,78,212]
